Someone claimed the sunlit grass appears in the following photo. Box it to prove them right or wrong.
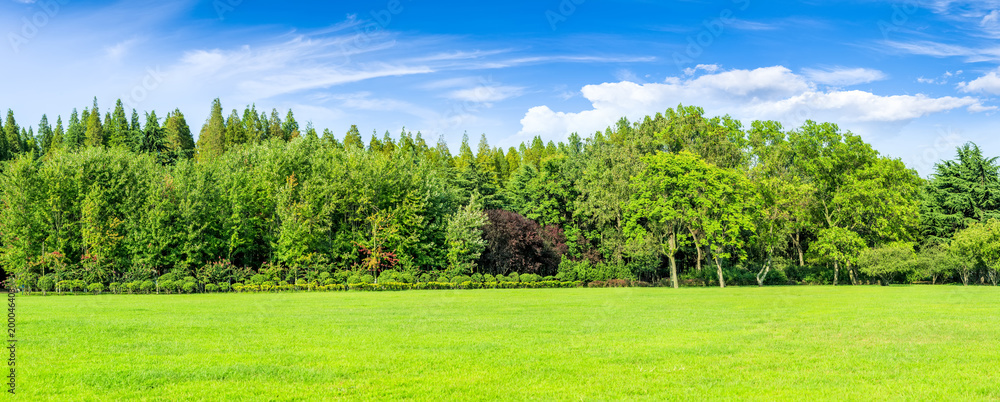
[18,286,1000,400]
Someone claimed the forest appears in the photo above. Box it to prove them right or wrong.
[1,97,998,293]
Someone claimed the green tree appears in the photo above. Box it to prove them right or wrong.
[445,193,488,276]
[455,132,474,170]
[343,125,364,150]
[52,116,64,150]
[196,99,226,160]
[65,109,84,149]
[4,109,21,155]
[37,114,54,155]
[84,98,104,147]
[921,143,1000,244]
[858,242,917,285]
[811,227,865,286]
[625,151,729,288]
[225,109,246,147]
[283,110,300,141]
[107,99,130,148]
[164,109,195,159]
[951,219,1000,286]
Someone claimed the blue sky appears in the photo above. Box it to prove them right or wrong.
[1,0,999,176]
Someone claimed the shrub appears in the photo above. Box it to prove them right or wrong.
[159,280,176,293]
[378,270,401,283]
[108,282,121,294]
[451,275,471,284]
[359,274,375,284]
[330,271,349,284]
[471,273,484,283]
[484,274,496,283]
[400,273,416,284]
[205,284,219,293]
[479,210,560,276]
[436,275,450,283]
[419,273,432,283]
[182,282,197,294]
[218,282,231,292]
[38,276,55,294]
[140,280,155,294]
[507,273,520,283]
[249,274,267,285]
[88,283,104,294]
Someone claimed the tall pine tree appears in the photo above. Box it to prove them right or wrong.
[84,98,104,147]
[4,110,21,155]
[164,109,195,159]
[196,98,226,160]
[65,109,84,149]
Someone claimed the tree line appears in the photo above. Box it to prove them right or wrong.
[1,98,998,292]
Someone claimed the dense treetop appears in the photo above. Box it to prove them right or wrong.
[1,98,998,290]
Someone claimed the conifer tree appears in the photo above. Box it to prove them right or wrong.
[196,99,226,160]
[65,109,84,149]
[37,115,53,154]
[129,109,141,151]
[84,98,104,147]
[0,121,7,160]
[304,122,317,140]
[225,109,245,147]
[107,99,130,148]
[241,104,263,143]
[138,111,167,157]
[344,125,364,150]
[164,109,195,159]
[456,132,475,170]
[4,109,21,155]
[53,116,64,150]
[268,109,283,141]
[282,110,300,140]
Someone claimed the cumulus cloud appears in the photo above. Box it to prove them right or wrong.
[802,67,888,86]
[518,66,986,140]
[958,69,1000,94]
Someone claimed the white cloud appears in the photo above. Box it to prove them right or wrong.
[958,69,1000,94]
[802,67,887,86]
[683,64,720,76]
[518,66,986,141]
[446,85,524,103]
[105,38,140,62]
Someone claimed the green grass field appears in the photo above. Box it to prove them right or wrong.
[17,286,1000,400]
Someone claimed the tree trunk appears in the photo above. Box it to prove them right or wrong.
[714,258,725,288]
[960,269,969,286]
[792,231,805,266]
[695,246,702,272]
[756,257,771,287]
[668,233,678,289]
[848,264,857,286]
[833,260,839,286]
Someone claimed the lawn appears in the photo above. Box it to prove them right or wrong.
[16,286,1000,400]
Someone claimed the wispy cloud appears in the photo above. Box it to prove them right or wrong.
[802,67,888,86]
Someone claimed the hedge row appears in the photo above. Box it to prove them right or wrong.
[35,280,588,295]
